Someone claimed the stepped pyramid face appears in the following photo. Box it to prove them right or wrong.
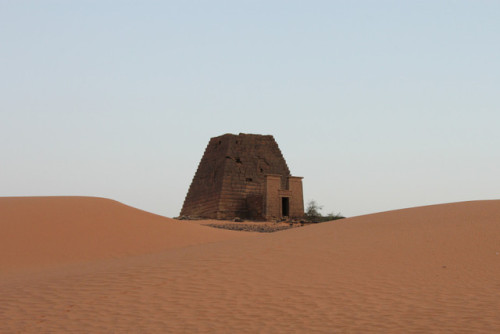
[181,133,304,220]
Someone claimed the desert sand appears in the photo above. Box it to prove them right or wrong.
[0,197,256,271]
[1,197,499,333]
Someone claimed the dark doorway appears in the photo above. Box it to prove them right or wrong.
[282,197,290,218]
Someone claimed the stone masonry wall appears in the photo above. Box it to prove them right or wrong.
[264,175,282,220]
[216,134,291,219]
[180,137,229,218]
[288,177,305,218]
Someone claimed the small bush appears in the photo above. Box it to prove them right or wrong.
[304,200,345,222]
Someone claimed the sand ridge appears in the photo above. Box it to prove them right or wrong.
[1,198,499,332]
[0,196,257,272]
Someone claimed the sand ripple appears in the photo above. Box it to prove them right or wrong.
[1,200,500,333]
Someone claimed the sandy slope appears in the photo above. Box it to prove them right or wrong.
[1,198,499,333]
[0,196,255,271]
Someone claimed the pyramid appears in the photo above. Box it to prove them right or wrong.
[180,133,304,220]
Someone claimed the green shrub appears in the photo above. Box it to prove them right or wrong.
[304,200,345,222]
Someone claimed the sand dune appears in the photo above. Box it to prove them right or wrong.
[0,196,255,271]
[1,198,499,333]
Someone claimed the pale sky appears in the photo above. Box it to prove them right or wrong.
[1,1,499,218]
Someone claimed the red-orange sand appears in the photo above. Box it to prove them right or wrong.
[0,197,256,271]
[1,197,499,333]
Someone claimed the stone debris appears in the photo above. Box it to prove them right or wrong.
[204,223,298,233]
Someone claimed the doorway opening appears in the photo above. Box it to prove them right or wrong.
[282,197,290,218]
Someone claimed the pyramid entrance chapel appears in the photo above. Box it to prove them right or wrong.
[181,133,304,221]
